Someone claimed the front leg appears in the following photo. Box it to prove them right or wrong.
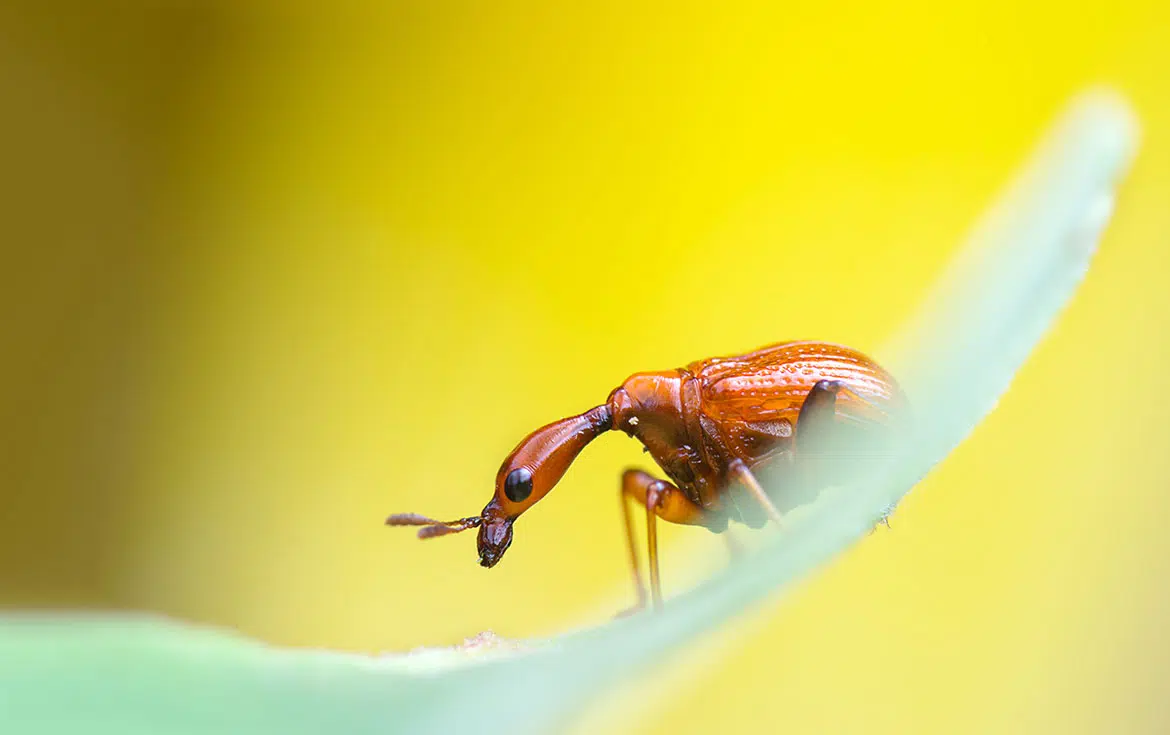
[619,468,707,611]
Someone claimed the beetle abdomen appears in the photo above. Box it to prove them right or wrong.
[692,341,903,427]
[685,341,906,525]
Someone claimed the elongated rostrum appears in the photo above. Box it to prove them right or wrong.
[388,340,907,611]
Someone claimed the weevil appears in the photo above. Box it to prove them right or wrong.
[387,340,907,611]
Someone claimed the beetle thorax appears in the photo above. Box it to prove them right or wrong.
[607,370,704,490]
[608,370,683,432]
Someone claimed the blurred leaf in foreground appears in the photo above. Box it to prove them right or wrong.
[0,90,1138,735]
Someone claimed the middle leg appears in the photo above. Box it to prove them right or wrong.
[724,380,847,529]
[728,459,784,526]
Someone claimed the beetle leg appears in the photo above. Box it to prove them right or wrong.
[644,484,664,609]
[728,459,784,527]
[619,468,706,612]
[796,379,845,454]
[618,475,649,611]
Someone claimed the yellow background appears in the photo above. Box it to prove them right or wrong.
[4,2,1169,732]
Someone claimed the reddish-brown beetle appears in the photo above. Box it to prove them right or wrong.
[388,340,906,610]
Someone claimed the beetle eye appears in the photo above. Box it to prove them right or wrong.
[504,467,533,503]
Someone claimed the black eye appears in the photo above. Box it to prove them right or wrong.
[504,467,533,503]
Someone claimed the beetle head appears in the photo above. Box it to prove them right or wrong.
[475,499,514,568]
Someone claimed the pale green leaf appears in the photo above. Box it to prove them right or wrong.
[0,90,1138,735]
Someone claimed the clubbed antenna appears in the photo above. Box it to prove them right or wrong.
[385,512,481,540]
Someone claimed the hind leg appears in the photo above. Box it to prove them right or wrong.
[796,379,844,453]
[796,379,894,533]
[794,378,852,486]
